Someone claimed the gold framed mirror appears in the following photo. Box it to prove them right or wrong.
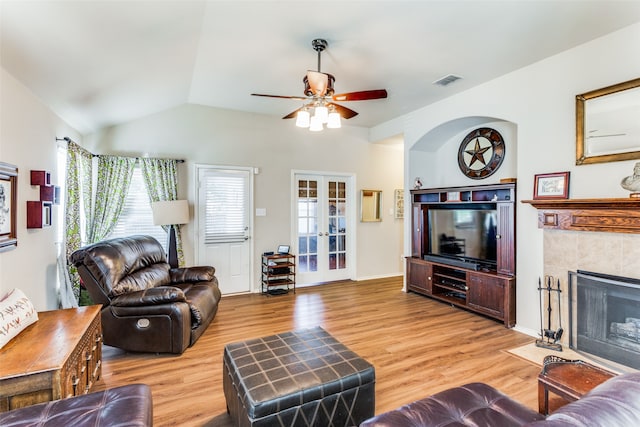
[576,77,640,165]
[361,190,382,222]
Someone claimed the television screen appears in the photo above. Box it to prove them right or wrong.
[427,206,497,264]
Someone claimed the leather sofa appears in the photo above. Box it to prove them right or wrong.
[360,371,640,426]
[0,384,152,426]
[70,235,221,354]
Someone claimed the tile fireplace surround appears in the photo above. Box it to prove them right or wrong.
[523,197,640,370]
[542,230,640,368]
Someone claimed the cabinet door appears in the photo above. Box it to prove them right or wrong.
[496,202,515,275]
[407,258,431,294]
[411,204,424,257]
[467,273,506,319]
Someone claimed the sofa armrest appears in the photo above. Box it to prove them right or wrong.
[170,266,216,283]
[110,287,186,307]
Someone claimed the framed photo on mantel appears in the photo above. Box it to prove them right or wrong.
[533,171,570,200]
[0,162,18,252]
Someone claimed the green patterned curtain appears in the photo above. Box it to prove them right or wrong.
[64,142,93,302]
[86,156,136,244]
[139,158,184,266]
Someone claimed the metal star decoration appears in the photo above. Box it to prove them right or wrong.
[465,138,491,167]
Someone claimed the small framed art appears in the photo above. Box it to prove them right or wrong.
[446,191,461,202]
[0,162,18,252]
[533,172,570,200]
[394,189,404,219]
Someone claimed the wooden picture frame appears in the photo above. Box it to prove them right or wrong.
[0,162,18,252]
[533,172,570,200]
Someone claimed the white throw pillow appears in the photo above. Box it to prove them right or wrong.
[0,288,38,349]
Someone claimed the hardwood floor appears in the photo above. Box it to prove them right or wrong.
[93,277,541,426]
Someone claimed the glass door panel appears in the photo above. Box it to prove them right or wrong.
[297,179,318,274]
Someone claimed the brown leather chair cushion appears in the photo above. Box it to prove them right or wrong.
[360,382,543,427]
[0,384,153,426]
[360,372,640,427]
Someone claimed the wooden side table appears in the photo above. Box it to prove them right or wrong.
[0,305,102,412]
[537,354,616,415]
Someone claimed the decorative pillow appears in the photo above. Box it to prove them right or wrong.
[0,288,38,350]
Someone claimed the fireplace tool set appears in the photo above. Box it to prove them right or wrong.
[536,276,563,351]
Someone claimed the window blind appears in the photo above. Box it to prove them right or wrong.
[203,170,247,244]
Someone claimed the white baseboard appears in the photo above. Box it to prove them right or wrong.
[512,324,539,339]
[355,273,403,282]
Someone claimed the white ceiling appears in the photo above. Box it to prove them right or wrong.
[2,1,640,135]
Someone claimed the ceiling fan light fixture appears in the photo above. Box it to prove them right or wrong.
[251,38,387,131]
[327,111,341,129]
[309,115,323,131]
[296,109,310,128]
[314,105,329,123]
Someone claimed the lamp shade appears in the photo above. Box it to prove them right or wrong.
[151,200,189,226]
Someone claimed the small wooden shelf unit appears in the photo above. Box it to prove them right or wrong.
[0,305,102,412]
[407,183,516,327]
[261,253,296,294]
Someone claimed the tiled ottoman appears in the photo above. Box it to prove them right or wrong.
[223,327,375,427]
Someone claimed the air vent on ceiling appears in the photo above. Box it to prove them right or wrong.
[433,74,462,86]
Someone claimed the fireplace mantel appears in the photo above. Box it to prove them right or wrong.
[522,198,640,234]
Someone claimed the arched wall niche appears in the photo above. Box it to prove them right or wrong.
[408,115,518,189]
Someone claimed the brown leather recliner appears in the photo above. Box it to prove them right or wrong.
[70,235,221,354]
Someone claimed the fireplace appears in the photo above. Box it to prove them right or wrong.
[569,270,640,370]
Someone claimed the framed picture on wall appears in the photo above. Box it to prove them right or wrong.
[394,189,404,219]
[533,171,570,200]
[0,162,18,252]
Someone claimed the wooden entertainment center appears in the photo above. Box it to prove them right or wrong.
[406,183,516,327]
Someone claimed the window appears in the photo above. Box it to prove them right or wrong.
[107,166,167,248]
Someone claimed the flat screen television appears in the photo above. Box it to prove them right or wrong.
[425,203,498,270]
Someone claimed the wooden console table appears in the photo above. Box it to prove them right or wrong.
[537,355,616,415]
[0,305,102,412]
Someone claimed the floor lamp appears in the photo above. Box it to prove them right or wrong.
[151,200,189,268]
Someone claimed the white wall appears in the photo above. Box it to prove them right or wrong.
[0,68,81,310]
[83,104,404,290]
[373,23,640,336]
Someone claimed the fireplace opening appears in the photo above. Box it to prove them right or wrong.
[569,270,640,370]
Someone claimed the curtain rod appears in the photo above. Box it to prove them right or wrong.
[56,136,185,163]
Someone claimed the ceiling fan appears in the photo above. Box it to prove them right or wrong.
[251,38,388,130]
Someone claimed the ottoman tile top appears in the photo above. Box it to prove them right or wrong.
[223,326,375,421]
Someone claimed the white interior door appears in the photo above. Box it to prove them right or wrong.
[196,166,252,295]
[294,173,353,284]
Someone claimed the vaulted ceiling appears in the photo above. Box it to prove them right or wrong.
[2,1,640,135]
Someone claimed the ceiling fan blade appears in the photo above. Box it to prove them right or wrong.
[328,102,358,119]
[282,107,303,120]
[306,71,329,96]
[332,89,388,102]
[251,93,308,101]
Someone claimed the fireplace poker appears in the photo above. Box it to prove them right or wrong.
[555,279,563,343]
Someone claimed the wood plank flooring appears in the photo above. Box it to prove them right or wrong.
[93,277,541,426]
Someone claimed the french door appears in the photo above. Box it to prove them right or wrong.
[294,173,354,284]
[196,165,253,295]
